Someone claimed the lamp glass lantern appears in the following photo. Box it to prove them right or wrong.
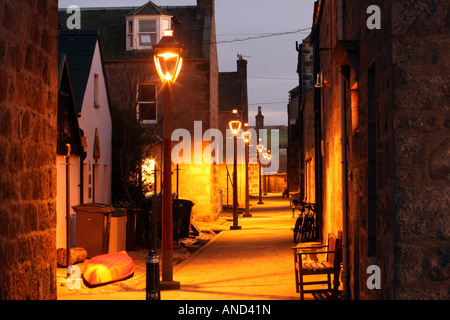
[242,131,251,144]
[229,111,242,135]
[257,144,264,153]
[153,30,183,83]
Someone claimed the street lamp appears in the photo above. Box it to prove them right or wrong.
[152,29,183,291]
[256,142,264,204]
[262,149,270,195]
[242,129,252,218]
[229,110,241,230]
[265,150,271,194]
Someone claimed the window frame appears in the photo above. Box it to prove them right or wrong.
[126,15,172,51]
[136,83,158,125]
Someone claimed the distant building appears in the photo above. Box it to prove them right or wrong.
[287,86,300,193]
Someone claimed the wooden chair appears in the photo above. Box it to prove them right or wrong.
[292,231,342,299]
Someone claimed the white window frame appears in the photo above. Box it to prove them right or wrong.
[136,83,157,124]
[126,15,172,51]
[94,73,99,108]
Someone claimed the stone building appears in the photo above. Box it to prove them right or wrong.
[217,55,254,205]
[59,0,222,221]
[0,0,59,299]
[287,86,300,193]
[296,0,449,299]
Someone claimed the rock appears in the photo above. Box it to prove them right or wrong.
[57,247,87,267]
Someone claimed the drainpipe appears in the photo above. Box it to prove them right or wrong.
[338,0,349,300]
[65,144,71,274]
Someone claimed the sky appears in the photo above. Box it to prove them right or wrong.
[58,0,315,126]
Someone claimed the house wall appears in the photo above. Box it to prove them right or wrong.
[303,92,315,203]
[287,89,300,192]
[78,40,112,206]
[0,0,58,299]
[56,155,80,249]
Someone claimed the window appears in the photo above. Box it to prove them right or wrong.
[127,20,133,48]
[138,20,157,47]
[137,83,157,124]
[94,73,99,108]
[126,16,172,51]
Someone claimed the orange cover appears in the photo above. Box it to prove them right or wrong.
[83,251,135,286]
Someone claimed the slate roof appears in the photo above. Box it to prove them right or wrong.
[57,54,83,156]
[124,1,171,16]
[58,30,98,113]
[58,1,205,61]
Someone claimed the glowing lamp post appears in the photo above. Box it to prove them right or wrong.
[153,29,182,291]
[229,110,241,230]
[242,130,252,217]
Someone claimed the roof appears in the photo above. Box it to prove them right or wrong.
[58,3,206,61]
[58,30,98,113]
[57,54,83,156]
[124,1,171,16]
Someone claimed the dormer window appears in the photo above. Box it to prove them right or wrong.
[126,15,171,51]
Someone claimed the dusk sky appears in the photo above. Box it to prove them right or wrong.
[58,0,315,125]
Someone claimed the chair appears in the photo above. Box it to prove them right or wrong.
[292,231,342,299]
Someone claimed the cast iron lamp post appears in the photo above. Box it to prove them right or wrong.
[256,142,264,204]
[229,110,241,230]
[153,29,183,291]
[242,129,252,217]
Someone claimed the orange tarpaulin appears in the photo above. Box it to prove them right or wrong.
[83,251,135,286]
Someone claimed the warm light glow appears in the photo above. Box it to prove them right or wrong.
[229,120,242,135]
[232,109,238,114]
[142,158,155,196]
[163,29,173,37]
[153,29,183,84]
[154,54,182,83]
[242,131,251,143]
[257,144,264,153]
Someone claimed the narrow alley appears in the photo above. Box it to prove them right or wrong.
[58,194,312,300]
[163,194,298,300]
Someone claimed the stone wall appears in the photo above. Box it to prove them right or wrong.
[313,0,449,300]
[0,0,59,299]
[391,0,450,299]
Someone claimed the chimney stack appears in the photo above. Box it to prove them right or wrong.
[197,0,214,16]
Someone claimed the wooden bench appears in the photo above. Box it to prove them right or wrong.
[292,231,342,300]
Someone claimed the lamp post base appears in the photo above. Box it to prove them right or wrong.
[160,280,180,290]
[257,201,264,204]
[230,225,242,230]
